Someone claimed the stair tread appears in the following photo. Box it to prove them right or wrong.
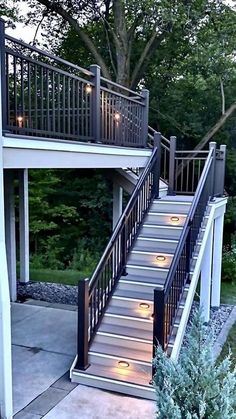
[90,341,152,362]
[115,288,155,300]
[73,362,153,388]
[105,304,153,322]
[99,322,152,340]
[120,273,166,284]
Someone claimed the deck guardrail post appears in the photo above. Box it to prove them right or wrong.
[76,278,90,370]
[0,18,7,133]
[141,89,149,146]
[152,288,165,376]
[153,132,161,198]
[209,142,216,198]
[168,135,176,195]
[90,64,101,143]
[214,144,226,197]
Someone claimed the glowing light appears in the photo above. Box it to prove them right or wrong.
[118,361,129,369]
[156,255,166,262]
[171,216,180,223]
[17,116,23,127]
[114,112,120,122]
[85,84,92,93]
[139,303,150,310]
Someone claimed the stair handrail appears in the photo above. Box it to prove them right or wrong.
[75,132,161,370]
[153,143,217,357]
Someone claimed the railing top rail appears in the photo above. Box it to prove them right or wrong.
[148,127,170,145]
[175,150,209,154]
[164,147,214,294]
[100,76,142,97]
[5,47,95,85]
[101,86,145,106]
[89,146,157,292]
[5,34,93,77]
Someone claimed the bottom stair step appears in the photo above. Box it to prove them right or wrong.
[71,361,155,400]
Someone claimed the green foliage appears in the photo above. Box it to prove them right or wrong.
[222,245,236,284]
[153,309,236,418]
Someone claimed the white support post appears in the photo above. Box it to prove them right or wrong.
[19,169,29,283]
[211,213,225,307]
[200,222,213,322]
[113,182,123,230]
[4,170,17,301]
[0,17,13,415]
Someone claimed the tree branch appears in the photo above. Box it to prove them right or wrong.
[35,0,112,79]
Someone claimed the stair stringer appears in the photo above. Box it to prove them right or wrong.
[170,200,222,361]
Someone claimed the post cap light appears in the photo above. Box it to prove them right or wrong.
[118,361,129,369]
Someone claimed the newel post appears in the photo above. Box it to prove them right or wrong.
[76,278,90,370]
[141,89,149,146]
[153,132,161,199]
[152,288,165,376]
[214,144,226,197]
[209,141,216,198]
[0,18,7,133]
[90,64,101,143]
[168,136,176,195]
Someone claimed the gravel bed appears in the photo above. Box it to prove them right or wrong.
[183,301,233,345]
[17,281,234,345]
[17,281,78,305]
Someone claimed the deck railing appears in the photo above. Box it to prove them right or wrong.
[76,133,161,370]
[153,142,226,359]
[0,19,148,147]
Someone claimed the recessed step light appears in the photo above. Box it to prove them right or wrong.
[171,216,180,223]
[156,255,166,262]
[118,361,129,369]
[139,303,150,310]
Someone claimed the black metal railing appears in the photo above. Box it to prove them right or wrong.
[76,132,161,370]
[0,19,148,147]
[153,144,216,356]
[148,126,171,184]
[174,150,210,194]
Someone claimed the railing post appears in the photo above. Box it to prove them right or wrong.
[141,89,149,146]
[209,141,216,198]
[153,132,161,199]
[75,278,90,370]
[152,288,165,376]
[214,144,226,197]
[168,136,176,195]
[0,18,7,133]
[90,64,101,143]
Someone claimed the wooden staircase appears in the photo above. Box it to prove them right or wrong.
[70,195,193,399]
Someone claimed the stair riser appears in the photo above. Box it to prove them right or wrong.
[145,213,186,227]
[88,353,152,373]
[128,253,173,269]
[159,188,168,198]
[140,225,182,240]
[109,297,154,313]
[135,238,178,253]
[151,202,191,214]
[102,314,153,331]
[95,333,153,353]
[126,265,168,279]
[71,372,156,401]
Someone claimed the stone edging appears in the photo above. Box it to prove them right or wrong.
[213,306,236,360]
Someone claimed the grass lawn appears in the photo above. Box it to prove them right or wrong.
[28,268,90,285]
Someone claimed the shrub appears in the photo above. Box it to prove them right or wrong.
[222,246,236,284]
[153,309,236,418]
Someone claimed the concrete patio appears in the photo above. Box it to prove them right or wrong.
[12,301,156,418]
